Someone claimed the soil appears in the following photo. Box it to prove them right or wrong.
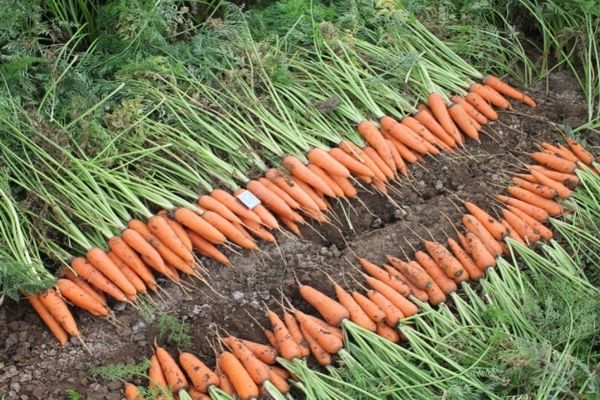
[0,70,596,400]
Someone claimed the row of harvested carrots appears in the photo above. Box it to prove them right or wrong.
[27,75,536,345]
[122,137,595,399]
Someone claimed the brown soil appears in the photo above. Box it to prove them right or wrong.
[0,71,596,400]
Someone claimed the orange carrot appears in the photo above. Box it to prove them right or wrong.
[512,176,557,199]
[107,251,146,294]
[528,165,579,189]
[357,120,395,170]
[334,283,377,331]
[386,256,433,290]
[465,92,498,120]
[360,258,411,296]
[216,366,236,396]
[57,279,108,316]
[174,208,226,244]
[121,228,166,276]
[529,170,571,199]
[428,93,462,143]
[506,186,563,217]
[299,285,349,326]
[414,108,457,147]
[290,179,328,211]
[367,290,404,326]
[63,270,107,306]
[211,189,261,224]
[156,345,188,391]
[464,202,508,241]
[267,366,290,394]
[307,164,345,197]
[339,140,387,182]
[161,214,193,252]
[295,311,344,354]
[483,75,536,106]
[179,352,219,393]
[364,146,395,179]
[149,354,168,389]
[218,351,259,400]
[240,218,277,242]
[386,139,409,176]
[449,104,479,141]
[423,240,466,279]
[266,310,302,360]
[188,388,210,400]
[282,313,310,358]
[263,329,278,352]
[124,383,142,400]
[247,180,302,221]
[224,338,270,385]
[108,236,156,290]
[530,152,577,174]
[384,134,419,164]
[282,155,335,197]
[447,238,484,280]
[380,116,428,154]
[415,251,457,294]
[365,276,419,317]
[239,339,278,365]
[202,210,257,249]
[148,215,193,263]
[86,247,137,297]
[308,315,343,341]
[299,324,332,366]
[383,265,428,302]
[39,289,78,337]
[462,214,503,257]
[471,83,511,109]
[280,217,302,237]
[187,229,230,265]
[376,321,400,343]
[502,209,541,244]
[28,294,69,345]
[464,233,497,270]
[352,291,386,323]
[501,219,526,246]
[425,283,447,306]
[265,169,320,211]
[71,257,127,302]
[199,194,242,224]
[451,95,488,125]
[331,174,358,197]
[328,148,374,177]
[308,148,350,177]
[507,206,553,241]
[541,143,579,163]
[402,117,451,151]
[496,194,549,222]
[562,135,594,165]
[246,202,279,230]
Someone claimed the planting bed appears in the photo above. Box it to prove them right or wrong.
[0,70,595,399]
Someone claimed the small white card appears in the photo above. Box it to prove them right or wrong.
[236,191,261,209]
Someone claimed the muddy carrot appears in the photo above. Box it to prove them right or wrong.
[299,324,332,366]
[425,283,447,306]
[415,251,457,294]
[386,256,433,290]
[530,152,577,174]
[383,265,428,302]
[156,345,188,391]
[423,240,466,279]
[376,321,401,343]
[334,283,377,331]
[512,176,557,199]
[506,186,563,217]
[266,310,302,360]
[365,276,419,317]
[366,290,404,326]
[282,155,336,197]
[124,383,142,400]
[528,165,579,189]
[496,194,549,222]
[179,352,219,393]
[218,351,259,400]
[562,135,594,165]
[216,366,236,396]
[501,219,526,245]
[465,92,498,120]
[483,75,536,106]
[359,258,411,296]
[188,388,210,400]
[352,291,386,323]
[239,339,278,365]
[263,329,278,352]
[502,209,541,244]
[28,294,69,345]
[267,366,291,394]
[541,143,579,163]
[299,285,349,326]
[529,170,571,199]
[224,338,270,385]
[283,313,310,358]
[462,214,503,257]
[507,206,553,241]
[464,233,497,270]
[447,238,484,280]
[464,202,508,240]
[295,311,344,354]
[308,315,343,340]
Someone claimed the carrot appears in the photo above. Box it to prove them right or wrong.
[506,186,563,217]
[462,214,503,257]
[366,290,404,326]
[334,283,377,331]
[307,164,345,197]
[338,140,387,181]
[202,210,257,249]
[386,139,409,176]
[428,93,462,142]
[265,168,321,211]
[451,95,488,125]
[308,315,343,341]
[247,180,302,221]
[331,174,358,197]
[240,218,276,242]
[402,116,451,151]
[148,215,193,263]
[71,257,127,302]
[464,233,497,270]
[471,83,511,109]
[414,108,457,147]
[199,194,242,224]
[496,194,549,222]
[188,388,210,400]
[529,170,571,199]
[507,206,553,241]
[215,366,236,396]
[263,329,278,352]
[124,383,142,400]
[121,228,166,276]
[148,354,168,389]
[107,251,146,294]
[211,189,261,224]
[528,165,579,189]
[282,155,335,197]
[359,258,411,296]
[308,148,351,177]
[283,313,310,358]
[299,324,332,366]
[383,265,428,302]
[365,276,419,317]
[164,216,193,253]
[380,116,429,154]
[267,366,290,394]
[501,219,526,246]
[299,285,349,326]
[386,256,434,290]
[352,291,386,323]
[187,229,230,265]
[376,321,400,343]
[295,310,344,354]
[179,352,219,393]
[447,238,484,280]
[364,146,396,179]
[28,294,69,345]
[501,209,541,244]
[224,338,270,385]
[512,177,557,199]
[449,104,479,141]
[86,247,137,297]
[239,339,278,365]
[328,148,374,177]
[483,75,536,106]
[38,289,78,337]
[357,120,395,170]
[530,152,577,174]
[57,279,108,316]
[258,177,300,209]
[156,345,188,391]
[562,135,594,165]
[241,197,279,229]
[415,251,457,294]
[266,310,302,360]
[384,134,419,164]
[63,270,107,306]
[425,283,447,306]
[218,351,259,400]
[423,240,466,279]
[541,143,579,163]
[173,208,227,244]
[108,236,156,290]
[464,202,508,240]
[268,366,290,381]
[465,92,498,120]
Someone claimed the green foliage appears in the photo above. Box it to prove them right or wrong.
[89,358,150,382]
[64,389,82,400]
[156,313,193,349]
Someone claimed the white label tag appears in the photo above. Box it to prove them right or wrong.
[236,191,261,209]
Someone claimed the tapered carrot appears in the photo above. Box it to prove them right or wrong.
[384,134,419,164]
[218,351,259,400]
[283,313,310,358]
[149,354,168,389]
[268,365,290,380]
[507,206,553,241]
[423,240,466,279]
[386,139,409,176]
[240,218,276,242]
[107,251,146,294]
[366,290,404,326]
[71,257,127,302]
[307,164,344,197]
[179,352,219,393]
[365,276,419,317]
[295,310,344,354]
[357,120,395,170]
[562,135,594,165]
[224,338,270,385]
[57,279,109,316]
[86,247,137,297]
[501,219,526,245]
[483,75,536,106]
[199,194,242,224]
[462,214,503,257]
[496,194,549,222]
[290,178,328,211]
[108,236,156,290]
[386,256,433,290]
[266,310,302,360]
[502,209,541,244]
[308,148,350,177]
[247,180,301,221]
[215,366,236,396]
[383,265,428,302]
[447,238,484,280]
[282,155,335,197]
[428,93,462,143]
[528,165,579,189]
[63,269,107,306]
[308,315,343,340]
[512,177,557,199]
[529,170,571,199]
[211,189,261,224]
[148,215,193,263]
[202,210,257,249]
[299,285,349,326]
[156,345,188,391]
[451,95,488,125]
[173,208,226,244]
[380,116,428,154]
[267,366,290,394]
[352,291,386,323]
[280,217,302,237]
[187,229,230,265]
[265,169,320,211]
[465,92,498,120]
[471,83,511,109]
[360,258,411,296]
[39,289,78,337]
[160,213,193,252]
[334,283,376,331]
[402,116,451,151]
[449,104,479,141]
[541,143,579,163]
[28,294,69,345]
[328,148,374,177]
[425,283,447,306]
[506,186,563,217]
[376,321,400,343]
[239,339,278,365]
[464,233,496,270]
[263,329,278,352]
[124,383,142,400]
[364,146,395,179]
[414,108,457,147]
[247,201,279,230]
[464,202,508,241]
[415,251,457,294]
[299,324,332,366]
[530,152,577,174]
[338,140,387,181]
[331,174,358,197]
[121,228,166,276]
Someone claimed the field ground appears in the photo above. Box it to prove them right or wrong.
[1,70,596,399]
